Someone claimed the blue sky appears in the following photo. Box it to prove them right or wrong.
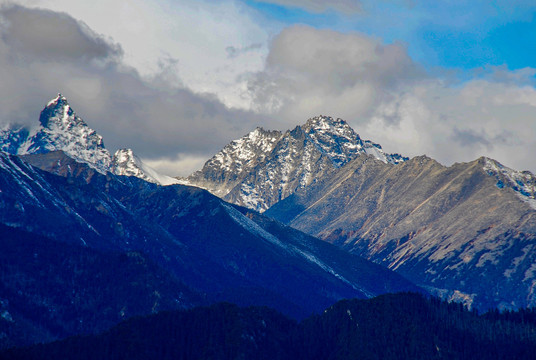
[247,0,536,73]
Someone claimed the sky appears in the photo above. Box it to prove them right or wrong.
[0,0,535,175]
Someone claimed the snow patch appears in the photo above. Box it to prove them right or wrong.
[223,204,363,292]
[483,157,536,210]
[46,93,65,107]
[1,310,13,322]
[111,148,180,186]
[16,95,112,173]
[224,204,288,249]
[303,115,408,167]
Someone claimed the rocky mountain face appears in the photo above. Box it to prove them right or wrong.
[0,94,176,185]
[110,148,179,186]
[483,157,536,208]
[19,151,100,183]
[6,94,112,172]
[184,115,407,211]
[0,151,420,348]
[181,113,536,311]
[184,127,282,197]
[266,155,536,311]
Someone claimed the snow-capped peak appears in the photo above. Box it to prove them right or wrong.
[301,115,407,166]
[184,114,409,211]
[16,94,113,173]
[40,93,76,127]
[301,115,363,167]
[303,115,352,133]
[212,127,282,172]
[111,148,180,186]
[0,94,181,185]
[183,126,283,197]
[46,93,67,108]
[483,157,536,209]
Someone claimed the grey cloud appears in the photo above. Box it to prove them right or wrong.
[264,26,420,87]
[363,79,536,173]
[247,24,536,174]
[257,0,362,14]
[248,25,423,123]
[488,66,536,87]
[452,128,492,149]
[225,43,263,59]
[451,128,515,150]
[0,5,267,174]
[0,5,122,62]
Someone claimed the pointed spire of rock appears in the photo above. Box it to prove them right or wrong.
[46,93,67,107]
[20,94,113,172]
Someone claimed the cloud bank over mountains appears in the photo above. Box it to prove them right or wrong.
[247,24,536,172]
[0,3,267,175]
[0,1,535,175]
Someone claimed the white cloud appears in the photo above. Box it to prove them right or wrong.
[142,153,209,177]
[0,4,268,176]
[16,0,272,109]
[364,77,536,172]
[1,1,536,176]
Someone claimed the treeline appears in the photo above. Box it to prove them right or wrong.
[294,293,536,359]
[4,292,536,360]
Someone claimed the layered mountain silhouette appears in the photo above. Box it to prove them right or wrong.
[0,98,419,348]
[185,116,536,311]
[3,94,536,351]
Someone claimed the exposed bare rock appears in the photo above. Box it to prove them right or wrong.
[184,116,407,211]
[267,155,536,310]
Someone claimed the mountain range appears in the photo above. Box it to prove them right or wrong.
[182,115,407,212]
[2,93,536,352]
[182,113,536,311]
[0,96,419,349]
[266,155,536,311]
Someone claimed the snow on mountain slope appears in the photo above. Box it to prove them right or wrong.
[0,149,421,347]
[186,115,408,212]
[0,94,175,185]
[266,155,536,311]
[226,125,334,212]
[111,149,180,185]
[183,127,282,196]
[20,94,112,173]
[223,203,364,292]
[0,125,29,154]
[0,151,99,236]
[213,127,282,173]
[483,157,536,209]
[302,116,406,166]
